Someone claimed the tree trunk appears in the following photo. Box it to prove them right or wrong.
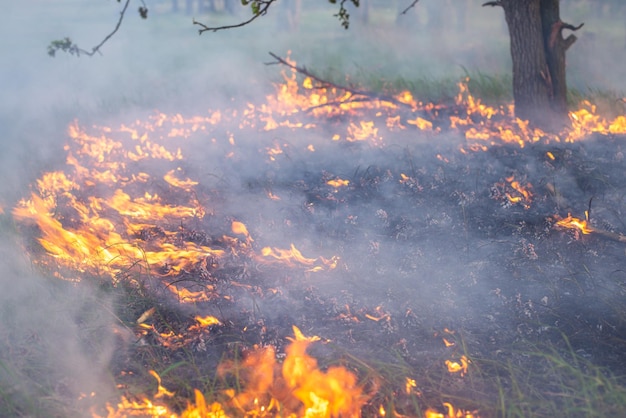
[500,0,580,130]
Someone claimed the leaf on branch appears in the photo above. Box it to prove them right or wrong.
[333,0,360,30]
[138,7,148,19]
[47,38,80,57]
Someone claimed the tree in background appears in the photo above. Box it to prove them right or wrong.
[488,0,582,128]
[49,0,585,130]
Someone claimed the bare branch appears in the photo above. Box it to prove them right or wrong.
[193,0,276,34]
[400,0,420,15]
[482,1,502,7]
[85,0,132,56]
[48,0,136,57]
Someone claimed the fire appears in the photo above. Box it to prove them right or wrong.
[346,121,381,143]
[249,58,625,151]
[259,244,338,272]
[13,55,626,417]
[282,326,364,416]
[326,178,350,188]
[405,377,417,395]
[13,107,337,292]
[445,355,470,377]
[231,220,252,242]
[491,176,533,209]
[194,315,221,327]
[98,326,365,417]
[407,116,434,131]
[555,213,593,235]
[425,403,478,418]
[150,370,176,399]
[504,176,533,209]
[163,168,199,191]
[442,338,455,348]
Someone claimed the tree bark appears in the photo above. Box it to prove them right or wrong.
[499,0,581,130]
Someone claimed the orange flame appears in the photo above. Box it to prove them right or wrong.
[326,178,350,188]
[194,315,221,327]
[445,355,470,377]
[555,214,593,235]
[231,221,252,241]
[425,402,478,418]
[259,244,338,272]
[99,326,365,417]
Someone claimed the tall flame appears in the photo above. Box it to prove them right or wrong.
[98,326,365,417]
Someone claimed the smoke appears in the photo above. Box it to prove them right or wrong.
[0,233,117,416]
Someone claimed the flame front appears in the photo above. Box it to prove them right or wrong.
[99,326,364,418]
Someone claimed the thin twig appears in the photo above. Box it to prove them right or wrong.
[193,0,276,34]
[400,0,420,15]
[84,0,132,56]
[48,0,147,57]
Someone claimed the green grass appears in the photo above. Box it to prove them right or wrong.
[471,338,626,417]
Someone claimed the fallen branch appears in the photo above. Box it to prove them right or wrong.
[266,52,414,110]
[589,227,626,243]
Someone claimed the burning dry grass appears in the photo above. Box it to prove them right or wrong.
[6,62,626,417]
